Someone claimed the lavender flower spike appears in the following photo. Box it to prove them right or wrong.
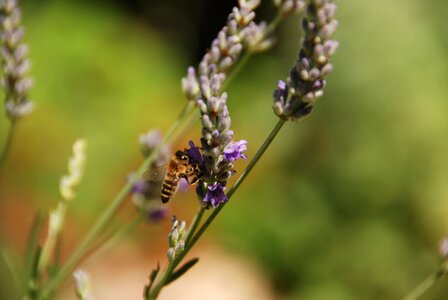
[167,216,187,262]
[138,129,170,164]
[182,0,276,101]
[273,0,338,121]
[132,129,171,221]
[0,0,33,119]
[194,73,247,208]
[273,0,306,16]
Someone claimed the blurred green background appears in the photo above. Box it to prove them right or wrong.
[1,0,448,299]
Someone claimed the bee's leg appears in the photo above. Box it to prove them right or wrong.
[188,175,199,185]
[184,165,194,184]
[188,171,203,185]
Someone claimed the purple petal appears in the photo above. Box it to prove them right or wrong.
[131,179,148,194]
[277,80,286,90]
[178,178,189,192]
[186,140,204,165]
[223,140,248,162]
[149,206,168,222]
[202,182,228,208]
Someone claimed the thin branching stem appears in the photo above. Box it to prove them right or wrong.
[0,120,16,170]
[1,249,21,296]
[183,119,285,255]
[185,207,205,247]
[84,213,147,264]
[147,260,176,300]
[147,207,205,300]
[403,264,448,300]
[39,10,288,298]
[148,119,286,299]
[38,103,196,300]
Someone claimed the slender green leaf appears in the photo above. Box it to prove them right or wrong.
[24,211,45,288]
[1,249,21,298]
[166,258,199,285]
[49,238,62,277]
[144,262,160,298]
[28,246,42,300]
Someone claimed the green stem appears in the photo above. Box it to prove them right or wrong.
[185,207,205,247]
[148,207,205,300]
[224,53,252,89]
[0,120,16,170]
[147,262,176,300]
[37,203,67,275]
[1,249,21,297]
[188,119,286,248]
[149,119,286,299]
[39,182,135,299]
[264,11,283,37]
[84,213,147,264]
[38,103,195,300]
[403,264,448,300]
[39,10,288,298]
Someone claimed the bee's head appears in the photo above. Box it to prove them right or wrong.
[175,151,189,162]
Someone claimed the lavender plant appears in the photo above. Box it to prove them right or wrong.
[4,0,445,299]
[21,139,87,299]
[131,130,171,222]
[38,139,87,275]
[0,0,33,167]
[32,1,296,299]
[144,0,341,298]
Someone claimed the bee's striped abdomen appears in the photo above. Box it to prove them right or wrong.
[161,173,178,203]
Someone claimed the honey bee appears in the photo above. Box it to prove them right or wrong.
[160,150,200,203]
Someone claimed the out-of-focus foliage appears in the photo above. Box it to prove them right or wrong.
[1,1,187,211]
[1,0,448,299]
[219,0,448,299]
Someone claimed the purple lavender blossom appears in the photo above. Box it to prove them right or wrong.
[194,73,243,208]
[132,130,172,216]
[132,179,169,223]
[149,206,168,222]
[202,182,228,208]
[183,0,262,208]
[273,0,338,121]
[181,67,200,101]
[139,130,162,150]
[274,0,306,15]
[181,0,271,102]
[178,178,189,192]
[185,140,203,165]
[273,80,289,115]
[131,179,148,194]
[1,0,34,119]
[139,129,170,165]
[223,140,248,162]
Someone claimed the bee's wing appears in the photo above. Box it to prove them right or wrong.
[143,164,167,183]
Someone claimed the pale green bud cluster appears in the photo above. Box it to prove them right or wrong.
[167,217,187,262]
[60,139,87,201]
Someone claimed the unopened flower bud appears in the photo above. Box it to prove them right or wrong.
[59,139,87,201]
[73,269,95,300]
